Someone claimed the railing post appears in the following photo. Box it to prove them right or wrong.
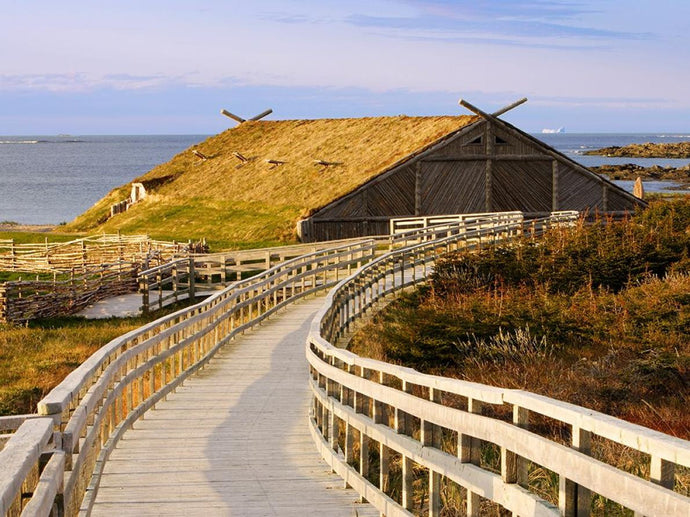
[356,367,370,501]
[559,425,592,517]
[423,387,442,517]
[460,398,483,516]
[650,455,675,489]
[188,257,196,302]
[512,406,529,487]
[374,371,390,495]
[395,379,414,511]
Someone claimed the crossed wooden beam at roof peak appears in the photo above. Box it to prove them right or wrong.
[459,97,528,119]
[220,108,273,125]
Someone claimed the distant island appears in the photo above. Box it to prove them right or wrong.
[584,141,690,158]
[591,163,690,184]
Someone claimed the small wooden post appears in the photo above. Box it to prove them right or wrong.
[188,258,196,302]
[633,177,645,200]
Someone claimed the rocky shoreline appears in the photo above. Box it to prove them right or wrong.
[584,141,690,158]
[591,163,690,186]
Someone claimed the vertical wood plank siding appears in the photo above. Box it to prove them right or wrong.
[300,119,643,242]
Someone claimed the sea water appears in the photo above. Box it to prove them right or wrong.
[0,135,205,224]
[0,133,688,225]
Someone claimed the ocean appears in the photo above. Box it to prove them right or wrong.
[0,133,688,225]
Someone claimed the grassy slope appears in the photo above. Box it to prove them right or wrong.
[65,116,476,249]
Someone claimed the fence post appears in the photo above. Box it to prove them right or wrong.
[0,286,6,323]
[188,258,196,302]
[140,273,149,314]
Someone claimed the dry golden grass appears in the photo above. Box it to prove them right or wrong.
[66,116,477,248]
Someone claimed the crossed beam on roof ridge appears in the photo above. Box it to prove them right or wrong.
[459,97,527,119]
[220,108,273,124]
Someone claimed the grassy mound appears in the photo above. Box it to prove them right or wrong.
[65,116,476,249]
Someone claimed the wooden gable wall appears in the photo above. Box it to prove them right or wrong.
[298,119,644,242]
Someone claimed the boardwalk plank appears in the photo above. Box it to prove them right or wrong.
[91,297,378,517]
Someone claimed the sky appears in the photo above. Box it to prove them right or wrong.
[2,0,689,134]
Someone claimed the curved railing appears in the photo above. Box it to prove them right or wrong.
[307,215,690,516]
[1,240,374,516]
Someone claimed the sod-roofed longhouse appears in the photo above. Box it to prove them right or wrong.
[70,107,644,246]
[297,109,644,241]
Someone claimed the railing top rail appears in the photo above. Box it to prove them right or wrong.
[0,418,53,515]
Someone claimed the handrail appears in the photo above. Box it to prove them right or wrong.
[0,240,374,516]
[136,238,372,312]
[0,418,64,516]
[307,213,690,516]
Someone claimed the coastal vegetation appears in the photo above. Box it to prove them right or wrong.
[350,198,690,438]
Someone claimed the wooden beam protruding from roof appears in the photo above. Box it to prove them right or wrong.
[192,149,209,161]
[492,97,528,117]
[220,109,246,123]
[314,160,342,167]
[233,151,248,163]
[249,109,273,121]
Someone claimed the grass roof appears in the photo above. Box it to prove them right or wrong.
[66,115,477,249]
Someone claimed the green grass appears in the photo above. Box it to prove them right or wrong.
[0,231,86,244]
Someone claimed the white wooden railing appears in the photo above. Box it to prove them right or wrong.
[307,214,690,517]
[136,238,369,312]
[1,240,374,516]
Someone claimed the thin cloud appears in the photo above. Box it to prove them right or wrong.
[346,14,652,43]
[0,73,199,93]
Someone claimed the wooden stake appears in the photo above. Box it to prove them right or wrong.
[314,160,342,167]
[233,151,248,163]
[192,149,208,161]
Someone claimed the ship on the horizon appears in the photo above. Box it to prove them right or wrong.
[541,127,565,134]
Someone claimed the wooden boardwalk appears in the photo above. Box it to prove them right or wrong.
[90,296,377,516]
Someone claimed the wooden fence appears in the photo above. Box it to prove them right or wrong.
[0,240,375,516]
[0,234,193,273]
[306,215,690,516]
[0,262,138,323]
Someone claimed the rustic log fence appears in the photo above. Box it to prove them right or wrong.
[306,214,690,516]
[0,240,375,516]
[0,234,193,273]
[0,262,138,323]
